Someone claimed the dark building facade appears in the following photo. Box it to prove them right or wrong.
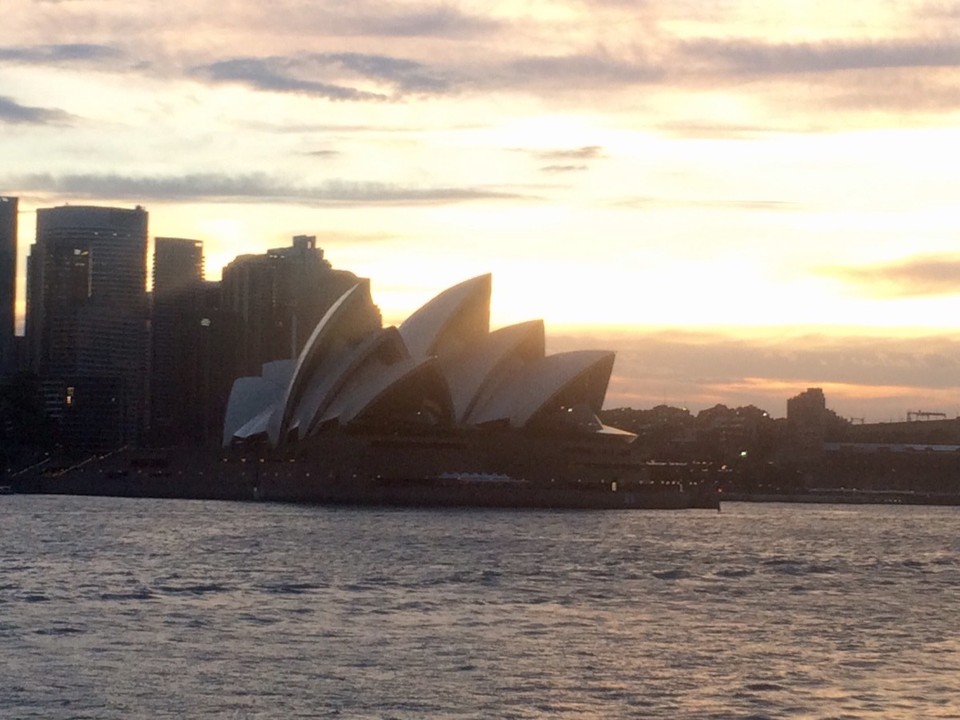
[197,280,230,446]
[149,238,205,445]
[26,205,149,450]
[0,196,16,377]
[787,387,827,459]
[220,235,367,380]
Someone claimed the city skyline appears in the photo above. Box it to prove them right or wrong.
[3,1,960,421]
[7,199,960,424]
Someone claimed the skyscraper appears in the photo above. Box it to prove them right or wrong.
[26,205,149,449]
[150,237,205,444]
[154,237,204,294]
[0,196,17,377]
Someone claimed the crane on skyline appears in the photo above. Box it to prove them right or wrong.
[907,411,948,422]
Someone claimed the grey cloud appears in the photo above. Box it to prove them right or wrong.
[511,146,605,173]
[9,172,528,206]
[505,53,663,86]
[536,145,606,161]
[329,52,450,92]
[0,43,122,65]
[346,5,501,37]
[259,2,500,39]
[823,254,960,297]
[195,53,450,100]
[668,38,960,115]
[0,95,72,125]
[682,38,960,75]
[195,57,386,101]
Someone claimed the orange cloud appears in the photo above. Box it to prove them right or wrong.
[821,254,960,298]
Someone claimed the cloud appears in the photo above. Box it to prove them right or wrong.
[195,57,386,101]
[329,52,451,92]
[503,52,664,88]
[822,254,960,298]
[535,145,606,161]
[8,172,529,206]
[651,121,791,139]
[194,52,451,100]
[516,146,605,173]
[340,5,501,38]
[0,43,122,66]
[681,38,960,75]
[244,2,501,39]
[0,95,72,125]
[823,74,960,113]
[540,164,589,173]
[5,14,956,119]
[648,37,960,115]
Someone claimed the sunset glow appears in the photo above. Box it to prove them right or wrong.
[4,0,960,420]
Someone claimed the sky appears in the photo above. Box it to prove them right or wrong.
[3,0,960,421]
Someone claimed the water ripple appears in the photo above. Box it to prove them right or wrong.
[2,496,959,718]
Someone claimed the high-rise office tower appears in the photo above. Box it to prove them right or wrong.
[150,237,205,445]
[26,205,149,449]
[0,196,17,377]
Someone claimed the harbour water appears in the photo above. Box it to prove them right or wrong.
[2,496,959,719]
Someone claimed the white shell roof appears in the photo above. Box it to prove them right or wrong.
[232,405,275,441]
[269,280,380,445]
[443,320,544,423]
[293,328,408,439]
[322,356,453,427]
[399,274,490,360]
[261,359,296,387]
[468,350,615,428]
[221,359,294,446]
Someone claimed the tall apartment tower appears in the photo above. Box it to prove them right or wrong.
[0,196,17,377]
[26,205,149,449]
[786,387,827,459]
[150,237,205,445]
[220,235,367,379]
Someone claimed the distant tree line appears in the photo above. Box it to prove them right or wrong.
[599,404,788,463]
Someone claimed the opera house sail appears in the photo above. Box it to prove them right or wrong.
[220,275,719,509]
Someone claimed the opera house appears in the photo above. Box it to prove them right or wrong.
[220,275,718,509]
[224,274,630,448]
